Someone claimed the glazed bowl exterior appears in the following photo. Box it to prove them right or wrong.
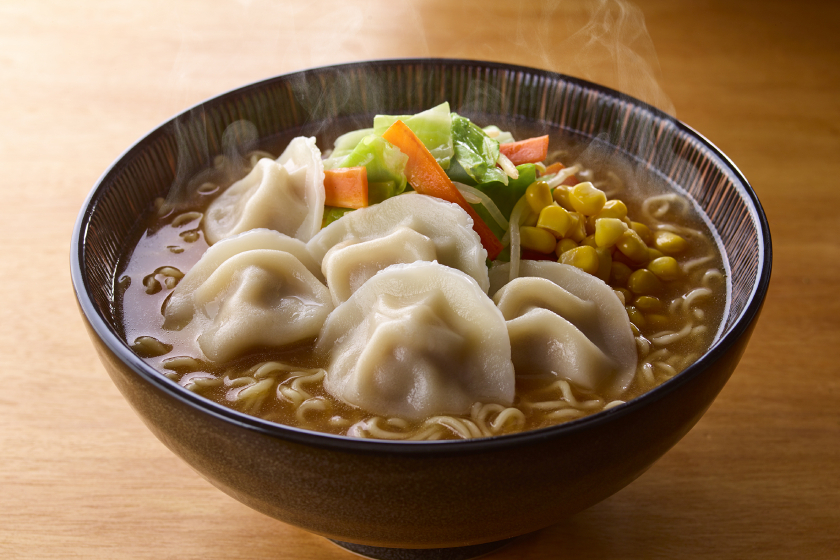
[71,59,771,549]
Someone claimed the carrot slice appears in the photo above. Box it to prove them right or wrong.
[381,120,503,260]
[561,175,578,187]
[499,135,549,166]
[324,167,368,209]
[542,162,565,176]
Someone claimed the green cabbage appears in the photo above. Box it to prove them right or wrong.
[373,102,454,169]
[331,135,409,204]
[323,128,375,170]
[322,206,354,228]
[482,125,515,144]
[451,114,508,186]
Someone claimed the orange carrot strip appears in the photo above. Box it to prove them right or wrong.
[381,120,503,260]
[542,162,565,176]
[499,135,549,166]
[324,167,368,209]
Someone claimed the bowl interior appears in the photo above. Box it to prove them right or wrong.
[73,58,770,439]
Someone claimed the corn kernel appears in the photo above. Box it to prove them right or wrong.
[647,248,664,262]
[625,305,646,329]
[555,238,578,257]
[559,245,599,275]
[615,229,650,263]
[537,205,574,238]
[595,199,628,221]
[568,212,587,242]
[520,226,557,254]
[653,231,687,254]
[634,295,662,312]
[648,256,681,281]
[552,185,575,211]
[613,289,626,305]
[585,215,597,235]
[581,234,598,248]
[569,182,607,216]
[595,247,612,283]
[629,221,653,245]
[525,181,553,214]
[627,268,662,295]
[523,211,538,227]
[612,248,641,269]
[610,261,633,287]
[615,287,633,305]
[646,314,670,330]
[595,218,628,248]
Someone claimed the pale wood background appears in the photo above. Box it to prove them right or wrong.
[1,1,838,558]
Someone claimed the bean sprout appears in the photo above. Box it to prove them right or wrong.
[453,181,509,230]
[545,164,582,188]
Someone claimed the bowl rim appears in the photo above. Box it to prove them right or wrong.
[70,57,772,456]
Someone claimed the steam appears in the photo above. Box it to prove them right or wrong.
[419,0,674,117]
[519,0,675,116]
[164,107,209,207]
[160,0,673,204]
[160,0,670,116]
[164,115,256,208]
[221,120,258,172]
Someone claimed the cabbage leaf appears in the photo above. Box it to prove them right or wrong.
[330,134,409,204]
[451,114,508,186]
[373,102,454,169]
[323,128,375,170]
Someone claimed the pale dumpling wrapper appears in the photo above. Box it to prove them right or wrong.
[320,226,437,306]
[491,261,637,398]
[161,231,332,363]
[191,250,332,362]
[163,229,323,330]
[307,193,490,295]
[203,136,325,244]
[316,262,515,421]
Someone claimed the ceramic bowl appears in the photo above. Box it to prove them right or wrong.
[71,59,771,559]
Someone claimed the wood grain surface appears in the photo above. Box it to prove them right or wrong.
[1,1,838,558]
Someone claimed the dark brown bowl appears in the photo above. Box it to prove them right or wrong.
[71,59,771,558]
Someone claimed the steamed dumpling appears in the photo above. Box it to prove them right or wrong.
[203,136,325,244]
[190,250,331,362]
[316,262,514,421]
[162,230,332,363]
[320,227,437,306]
[163,229,323,330]
[490,261,637,398]
[307,193,490,295]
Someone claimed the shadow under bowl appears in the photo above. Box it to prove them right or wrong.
[71,59,771,555]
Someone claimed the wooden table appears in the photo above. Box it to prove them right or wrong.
[2,1,837,558]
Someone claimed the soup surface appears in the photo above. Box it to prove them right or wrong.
[118,116,728,440]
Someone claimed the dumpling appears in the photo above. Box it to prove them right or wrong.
[189,250,332,362]
[320,226,437,305]
[316,262,514,421]
[203,136,325,244]
[162,231,332,363]
[163,229,323,330]
[307,193,490,295]
[490,261,637,398]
